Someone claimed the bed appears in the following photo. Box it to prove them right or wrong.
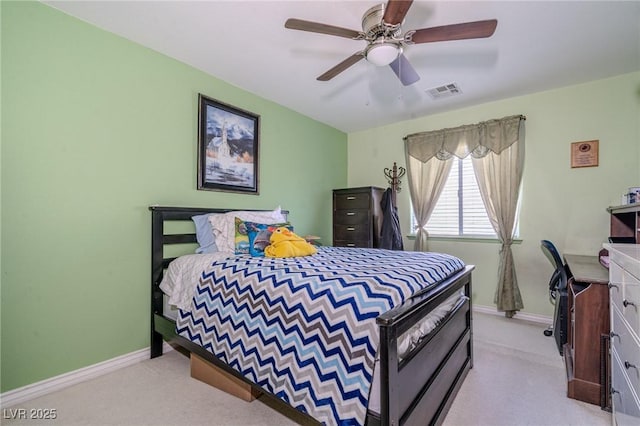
[150,206,474,426]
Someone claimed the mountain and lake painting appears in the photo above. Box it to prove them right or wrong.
[198,95,259,193]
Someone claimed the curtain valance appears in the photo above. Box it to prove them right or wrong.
[404,115,525,163]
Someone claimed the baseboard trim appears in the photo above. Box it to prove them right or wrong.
[0,343,174,408]
[2,307,551,407]
[473,304,552,325]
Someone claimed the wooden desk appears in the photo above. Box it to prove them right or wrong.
[563,254,610,406]
[564,254,609,284]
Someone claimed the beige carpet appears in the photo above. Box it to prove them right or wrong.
[443,313,611,426]
[3,312,612,426]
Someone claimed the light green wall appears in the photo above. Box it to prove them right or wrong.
[0,1,347,392]
[348,72,640,317]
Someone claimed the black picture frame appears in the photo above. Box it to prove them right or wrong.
[197,94,260,194]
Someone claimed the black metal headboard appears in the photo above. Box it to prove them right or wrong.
[149,206,289,356]
[149,206,288,287]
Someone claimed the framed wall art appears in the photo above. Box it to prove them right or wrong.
[570,140,599,168]
[197,94,260,194]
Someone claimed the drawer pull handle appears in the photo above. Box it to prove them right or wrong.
[346,243,355,247]
[608,283,618,290]
[346,227,355,231]
[623,299,636,308]
[624,361,638,370]
[346,196,356,200]
[346,212,356,216]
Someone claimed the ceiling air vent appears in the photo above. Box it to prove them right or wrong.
[426,83,462,99]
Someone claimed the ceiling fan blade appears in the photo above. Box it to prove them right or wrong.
[389,53,420,86]
[285,18,362,39]
[409,19,498,44]
[383,0,414,25]
[317,53,365,81]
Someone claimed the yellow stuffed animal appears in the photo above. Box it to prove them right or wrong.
[264,227,317,258]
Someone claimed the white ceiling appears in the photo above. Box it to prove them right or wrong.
[44,0,640,133]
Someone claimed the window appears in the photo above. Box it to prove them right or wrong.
[411,156,497,238]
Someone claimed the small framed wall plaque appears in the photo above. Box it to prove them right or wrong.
[571,140,599,168]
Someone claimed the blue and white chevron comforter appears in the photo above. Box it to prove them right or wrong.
[176,246,464,426]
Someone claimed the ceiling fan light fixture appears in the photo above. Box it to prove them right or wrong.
[365,42,400,66]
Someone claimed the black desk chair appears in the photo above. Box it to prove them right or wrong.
[540,240,569,355]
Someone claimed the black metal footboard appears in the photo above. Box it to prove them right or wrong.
[373,265,474,426]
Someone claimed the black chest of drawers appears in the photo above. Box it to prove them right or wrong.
[332,186,384,248]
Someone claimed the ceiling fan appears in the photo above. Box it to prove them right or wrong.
[285,0,497,86]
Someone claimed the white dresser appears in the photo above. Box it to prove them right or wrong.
[607,244,640,425]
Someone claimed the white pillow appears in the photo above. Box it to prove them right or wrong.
[209,208,286,253]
